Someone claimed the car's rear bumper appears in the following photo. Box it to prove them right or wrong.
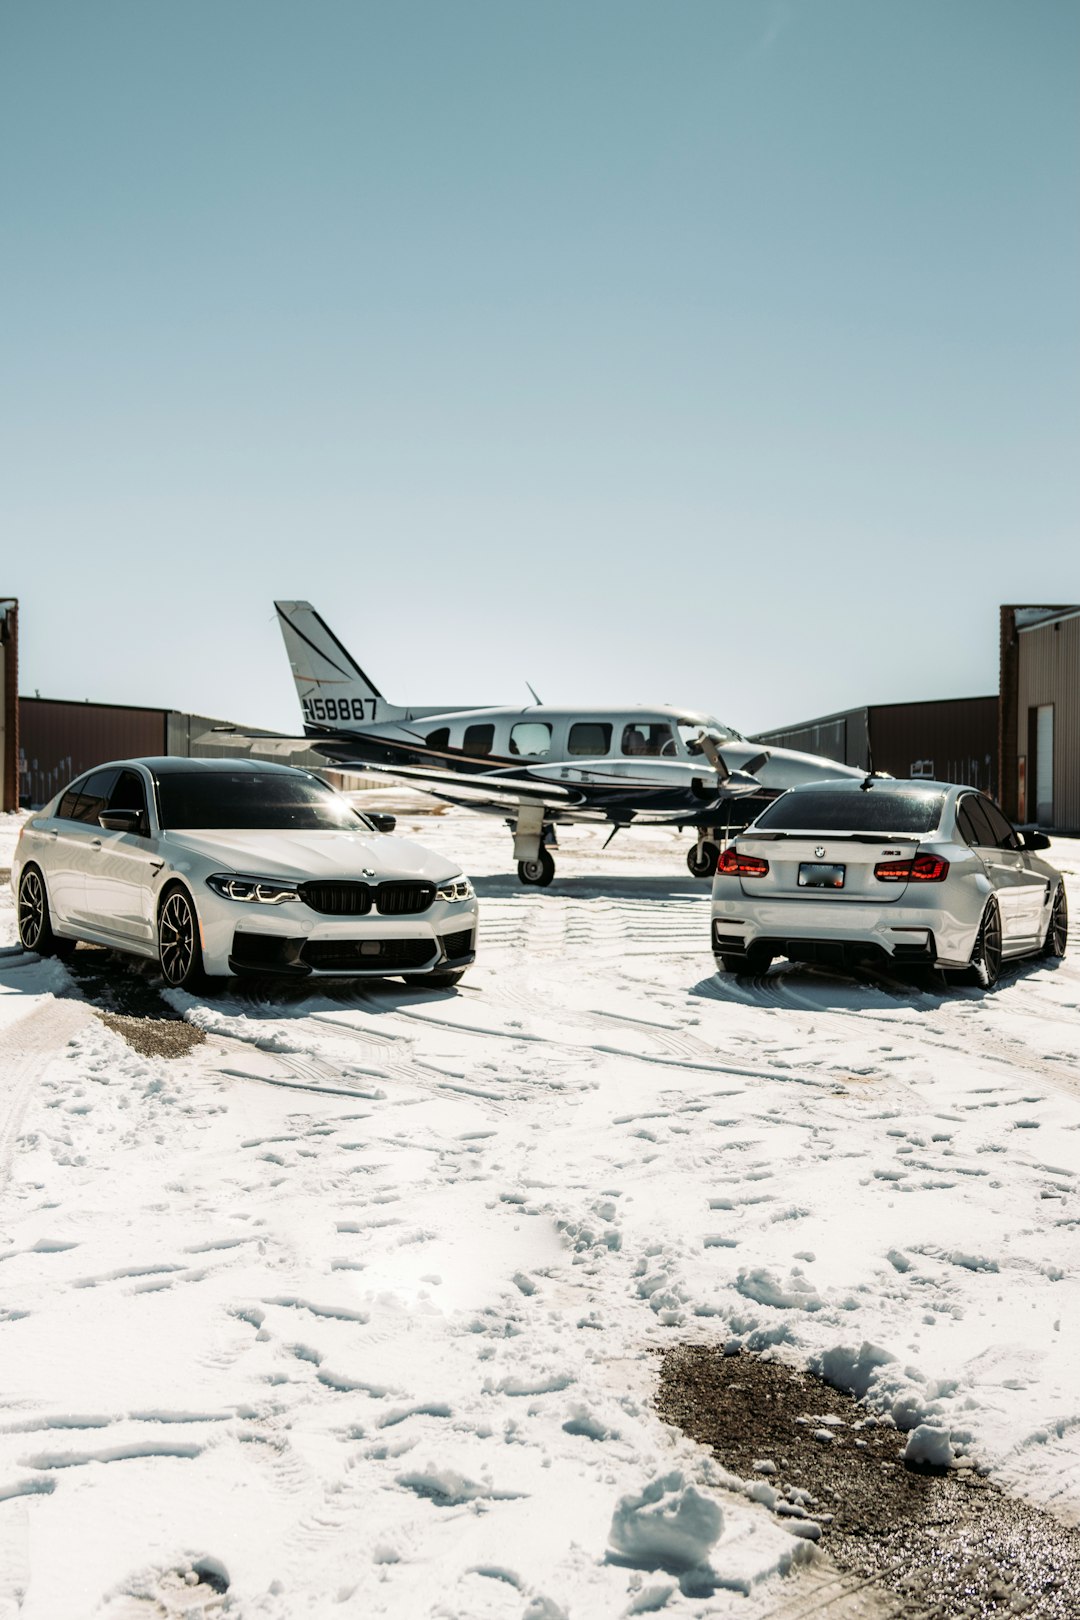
[711,892,980,970]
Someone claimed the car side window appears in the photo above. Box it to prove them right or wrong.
[509,722,551,758]
[955,800,981,846]
[56,780,88,821]
[979,797,1021,851]
[568,722,611,756]
[462,724,494,758]
[72,769,119,825]
[108,770,149,828]
[959,795,997,848]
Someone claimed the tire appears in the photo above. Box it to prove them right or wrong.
[16,866,76,959]
[518,849,555,887]
[687,842,720,879]
[402,967,466,988]
[1039,884,1068,960]
[157,884,209,992]
[963,896,1003,989]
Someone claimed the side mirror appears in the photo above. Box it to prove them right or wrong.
[369,813,397,834]
[1022,828,1051,851]
[98,810,144,834]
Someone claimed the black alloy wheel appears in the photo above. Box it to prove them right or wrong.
[157,886,206,990]
[687,842,720,879]
[966,897,1003,989]
[517,848,555,887]
[17,866,74,958]
[1040,884,1068,959]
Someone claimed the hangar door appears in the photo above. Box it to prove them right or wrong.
[1034,704,1054,826]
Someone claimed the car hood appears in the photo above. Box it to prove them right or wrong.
[162,828,461,884]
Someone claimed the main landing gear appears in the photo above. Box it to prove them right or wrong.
[512,805,557,887]
[518,848,555,887]
[687,828,730,879]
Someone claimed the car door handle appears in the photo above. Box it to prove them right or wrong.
[91,838,102,848]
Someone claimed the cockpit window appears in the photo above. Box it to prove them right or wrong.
[678,718,743,749]
[509,722,551,758]
[621,723,675,758]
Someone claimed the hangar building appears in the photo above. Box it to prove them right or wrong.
[18,696,351,808]
[1,599,17,813]
[999,604,1080,833]
[752,695,998,797]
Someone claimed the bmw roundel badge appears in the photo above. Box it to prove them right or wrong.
[814,845,826,859]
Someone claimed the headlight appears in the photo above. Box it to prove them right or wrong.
[206,873,301,904]
[435,876,474,902]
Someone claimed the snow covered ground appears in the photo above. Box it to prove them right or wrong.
[1,807,1079,1618]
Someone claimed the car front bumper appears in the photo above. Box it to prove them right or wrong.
[196,891,479,978]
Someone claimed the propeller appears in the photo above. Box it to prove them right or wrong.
[688,729,767,797]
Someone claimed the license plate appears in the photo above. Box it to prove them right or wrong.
[798,863,845,889]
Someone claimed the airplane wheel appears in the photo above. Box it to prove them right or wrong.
[687,842,719,879]
[518,850,555,887]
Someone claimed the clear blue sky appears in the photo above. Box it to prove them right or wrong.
[3,1,1077,734]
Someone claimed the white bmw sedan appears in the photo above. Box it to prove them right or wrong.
[12,758,478,992]
[711,778,1067,988]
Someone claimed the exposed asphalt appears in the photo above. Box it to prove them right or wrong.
[65,943,205,1059]
[657,1346,1080,1619]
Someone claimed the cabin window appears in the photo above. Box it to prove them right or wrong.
[509,722,551,758]
[463,723,495,758]
[425,727,450,751]
[568,723,611,756]
[621,723,675,757]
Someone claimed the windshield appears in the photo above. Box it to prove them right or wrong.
[678,718,744,748]
[753,788,947,835]
[156,772,365,831]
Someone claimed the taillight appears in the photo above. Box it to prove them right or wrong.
[717,847,769,878]
[874,854,949,883]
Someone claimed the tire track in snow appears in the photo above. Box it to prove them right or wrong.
[0,997,92,1191]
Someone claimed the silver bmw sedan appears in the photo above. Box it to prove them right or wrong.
[12,758,477,992]
[711,778,1067,987]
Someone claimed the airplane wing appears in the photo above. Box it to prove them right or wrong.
[360,761,585,807]
[196,728,318,757]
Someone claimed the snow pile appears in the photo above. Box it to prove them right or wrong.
[903,1424,955,1469]
[608,1469,724,1572]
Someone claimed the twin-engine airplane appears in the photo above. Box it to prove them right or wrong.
[210,601,862,886]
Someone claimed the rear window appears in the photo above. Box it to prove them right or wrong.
[754,788,947,834]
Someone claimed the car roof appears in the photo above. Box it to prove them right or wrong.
[89,757,312,778]
[780,777,960,794]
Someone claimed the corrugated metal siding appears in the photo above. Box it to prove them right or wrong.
[18,700,364,805]
[168,713,356,790]
[19,698,167,806]
[752,708,867,767]
[755,699,997,788]
[1017,614,1080,832]
[869,698,998,794]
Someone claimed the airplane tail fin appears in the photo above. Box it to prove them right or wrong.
[275,601,405,726]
